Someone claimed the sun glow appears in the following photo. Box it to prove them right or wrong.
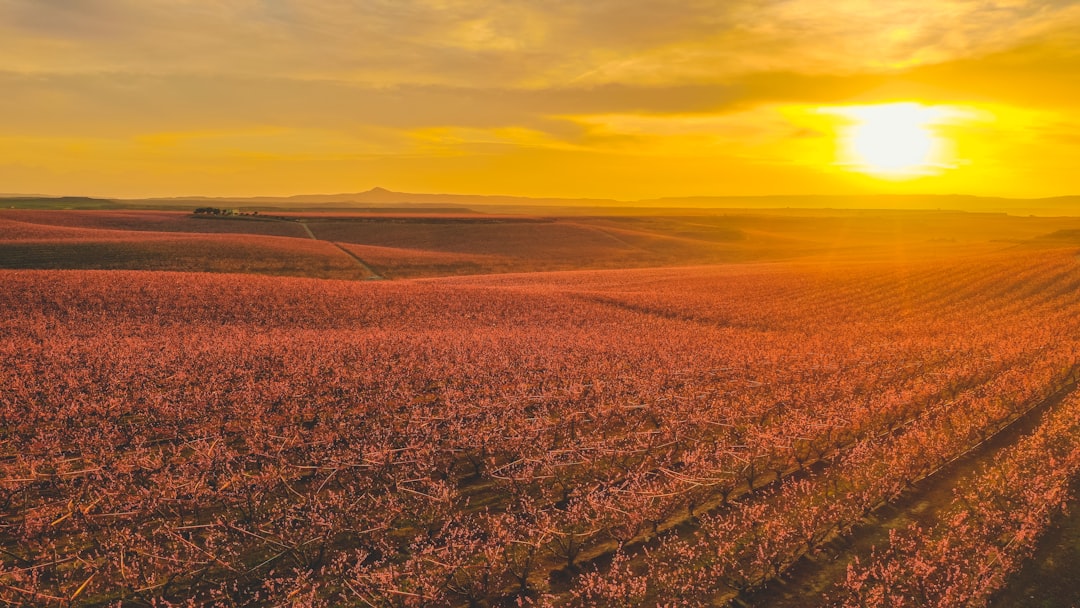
[827,103,957,179]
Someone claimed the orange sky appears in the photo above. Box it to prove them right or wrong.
[2,0,1080,199]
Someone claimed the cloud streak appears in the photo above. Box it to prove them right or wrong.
[4,0,1080,84]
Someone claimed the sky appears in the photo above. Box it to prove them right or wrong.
[2,0,1080,199]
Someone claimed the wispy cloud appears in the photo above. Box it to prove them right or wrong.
[3,0,1080,84]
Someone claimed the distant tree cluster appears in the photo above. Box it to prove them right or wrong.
[193,207,255,216]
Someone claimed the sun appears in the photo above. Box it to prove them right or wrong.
[827,103,953,178]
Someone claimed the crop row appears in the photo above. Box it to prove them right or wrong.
[1,249,1079,605]
[834,384,1080,607]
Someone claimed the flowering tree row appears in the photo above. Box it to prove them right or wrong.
[833,389,1080,607]
[565,350,1080,605]
[1,248,1079,605]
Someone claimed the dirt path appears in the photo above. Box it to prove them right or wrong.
[293,220,384,280]
[296,221,317,240]
[326,241,384,280]
[741,379,1079,608]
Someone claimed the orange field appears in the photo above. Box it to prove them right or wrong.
[0,210,310,238]
[0,211,374,280]
[2,208,1080,606]
[5,208,1080,279]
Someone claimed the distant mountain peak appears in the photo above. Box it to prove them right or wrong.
[366,186,392,194]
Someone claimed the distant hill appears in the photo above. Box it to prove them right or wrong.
[141,187,622,208]
[3,189,1079,216]
[143,188,1080,215]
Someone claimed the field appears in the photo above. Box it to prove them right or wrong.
[3,207,1080,606]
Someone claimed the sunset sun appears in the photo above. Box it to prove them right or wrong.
[829,103,954,179]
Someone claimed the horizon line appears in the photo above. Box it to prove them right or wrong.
[4,189,1080,203]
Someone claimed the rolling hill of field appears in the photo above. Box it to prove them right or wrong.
[4,207,1080,279]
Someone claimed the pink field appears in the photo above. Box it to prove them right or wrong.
[3,243,1080,605]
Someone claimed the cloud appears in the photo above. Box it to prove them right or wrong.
[901,30,1080,108]
[2,1,1079,132]
[0,68,891,143]
[3,0,1080,86]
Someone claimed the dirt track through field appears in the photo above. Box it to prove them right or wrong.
[294,220,384,280]
[296,220,316,240]
[740,377,1080,608]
